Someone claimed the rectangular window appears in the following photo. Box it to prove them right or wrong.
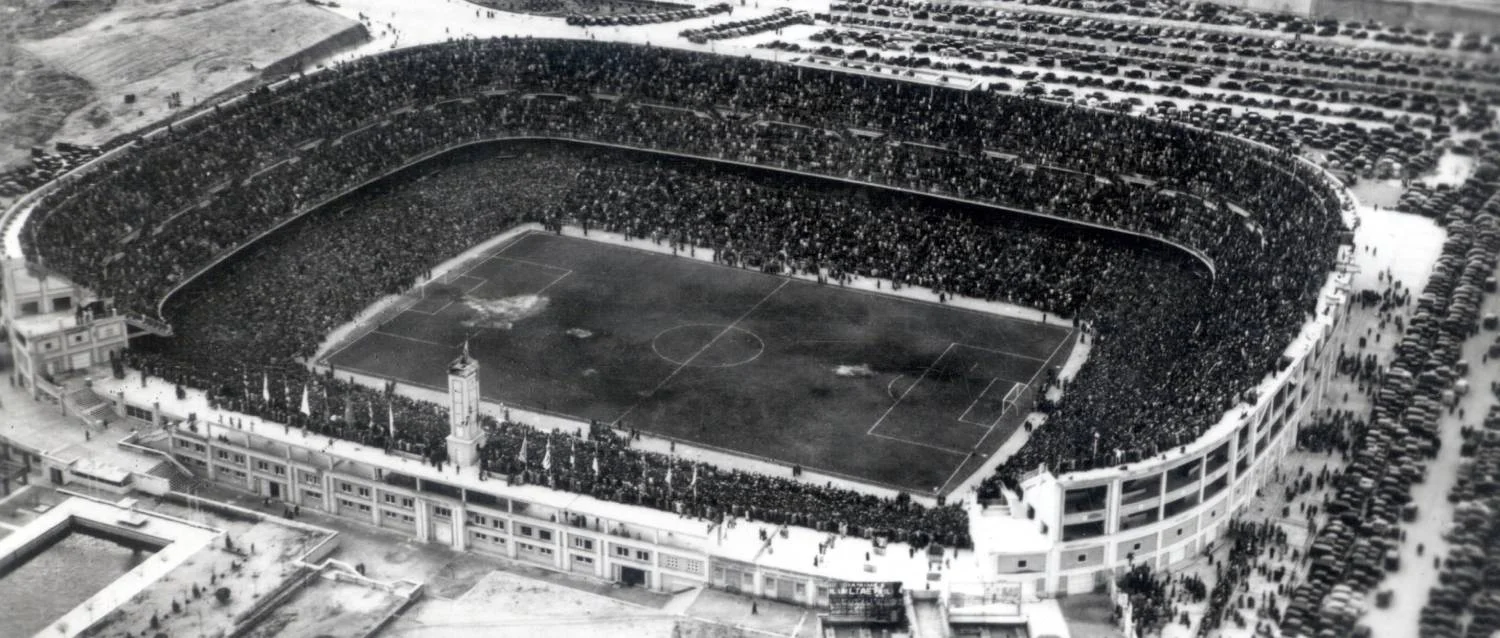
[614,545,630,558]
[1118,508,1160,532]
[434,506,453,519]
[538,529,553,542]
[357,486,371,498]
[635,550,650,562]
[1165,460,1201,492]
[572,537,595,551]
[1063,485,1108,514]
[1062,521,1105,541]
[1163,492,1201,518]
[384,493,397,504]
[339,481,354,493]
[1203,473,1229,500]
[1120,474,1161,505]
[1204,442,1230,474]
[521,525,534,538]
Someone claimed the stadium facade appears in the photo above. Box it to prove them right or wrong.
[979,244,1353,595]
[0,41,1357,611]
[0,217,1354,605]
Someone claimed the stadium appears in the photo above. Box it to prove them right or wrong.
[0,2,1497,637]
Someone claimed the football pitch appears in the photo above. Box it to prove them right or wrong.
[325,231,1076,494]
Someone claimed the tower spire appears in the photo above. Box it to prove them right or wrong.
[446,345,483,468]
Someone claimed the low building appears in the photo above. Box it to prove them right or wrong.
[2,258,131,397]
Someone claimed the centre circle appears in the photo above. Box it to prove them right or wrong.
[651,324,766,369]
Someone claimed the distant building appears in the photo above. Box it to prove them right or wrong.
[1,259,131,398]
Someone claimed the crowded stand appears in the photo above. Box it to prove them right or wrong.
[125,139,1197,549]
[483,417,973,549]
[18,39,1346,548]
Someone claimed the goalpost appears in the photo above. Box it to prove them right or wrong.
[1001,382,1024,413]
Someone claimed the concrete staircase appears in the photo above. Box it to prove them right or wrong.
[145,460,200,494]
[65,387,115,427]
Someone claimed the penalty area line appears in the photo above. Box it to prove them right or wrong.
[868,432,968,456]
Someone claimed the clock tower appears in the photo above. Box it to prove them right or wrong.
[446,341,483,468]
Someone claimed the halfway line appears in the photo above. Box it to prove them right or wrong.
[614,279,790,425]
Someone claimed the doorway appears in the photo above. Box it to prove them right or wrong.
[619,565,648,587]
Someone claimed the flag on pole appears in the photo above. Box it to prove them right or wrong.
[570,440,576,471]
[299,384,311,416]
[542,441,552,472]
[518,436,528,465]
[262,373,270,404]
[691,464,698,498]
[592,453,599,476]
[387,402,395,439]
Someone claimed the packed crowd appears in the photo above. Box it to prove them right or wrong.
[21,39,1346,539]
[481,417,971,549]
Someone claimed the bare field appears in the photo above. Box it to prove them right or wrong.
[0,44,92,169]
[0,0,361,170]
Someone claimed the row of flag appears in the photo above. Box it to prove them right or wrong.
[516,435,699,491]
[250,371,400,440]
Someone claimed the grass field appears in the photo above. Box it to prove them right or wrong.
[326,231,1074,494]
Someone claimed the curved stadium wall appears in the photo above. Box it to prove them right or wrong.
[0,39,1352,595]
[993,242,1352,596]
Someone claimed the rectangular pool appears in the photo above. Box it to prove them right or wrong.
[0,524,161,637]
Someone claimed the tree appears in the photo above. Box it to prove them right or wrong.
[215,587,232,605]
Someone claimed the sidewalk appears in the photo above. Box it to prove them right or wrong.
[0,344,161,476]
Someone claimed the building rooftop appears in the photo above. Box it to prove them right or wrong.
[10,309,78,338]
[97,370,715,540]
